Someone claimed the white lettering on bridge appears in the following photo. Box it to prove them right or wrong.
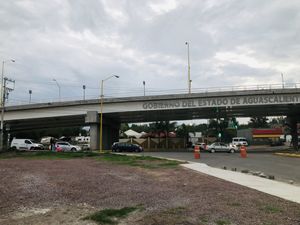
[142,94,300,110]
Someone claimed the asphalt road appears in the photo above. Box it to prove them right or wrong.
[132,151,300,186]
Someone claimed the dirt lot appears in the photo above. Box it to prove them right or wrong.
[0,154,300,225]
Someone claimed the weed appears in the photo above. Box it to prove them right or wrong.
[261,205,282,213]
[83,207,137,224]
[167,206,186,214]
[200,217,209,223]
[216,219,230,225]
[227,202,241,207]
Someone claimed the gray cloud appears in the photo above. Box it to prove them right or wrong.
[0,0,299,104]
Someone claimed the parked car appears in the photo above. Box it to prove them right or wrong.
[207,142,238,153]
[192,142,207,150]
[10,138,44,151]
[111,142,143,152]
[55,141,81,152]
[232,137,248,146]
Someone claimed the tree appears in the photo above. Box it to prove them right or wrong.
[269,116,286,128]
[248,116,269,128]
[176,124,191,146]
[120,123,130,133]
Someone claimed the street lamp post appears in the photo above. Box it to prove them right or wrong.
[29,90,32,103]
[53,79,61,101]
[83,85,86,100]
[0,59,15,151]
[185,42,191,94]
[143,81,145,96]
[281,73,285,89]
[100,75,119,152]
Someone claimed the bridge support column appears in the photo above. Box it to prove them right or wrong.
[85,111,99,151]
[102,121,120,150]
[287,116,299,151]
[85,111,120,151]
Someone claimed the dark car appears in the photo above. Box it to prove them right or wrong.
[111,142,143,152]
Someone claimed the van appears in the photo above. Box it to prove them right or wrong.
[232,137,248,146]
[10,138,44,150]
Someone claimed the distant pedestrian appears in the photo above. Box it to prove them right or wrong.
[50,138,55,151]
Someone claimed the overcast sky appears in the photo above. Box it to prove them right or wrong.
[1,0,300,105]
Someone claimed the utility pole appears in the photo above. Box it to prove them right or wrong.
[0,77,15,150]
[0,59,15,151]
[185,42,192,94]
[143,81,145,96]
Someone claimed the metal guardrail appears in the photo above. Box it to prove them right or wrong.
[6,82,300,106]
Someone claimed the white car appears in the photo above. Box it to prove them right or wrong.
[207,142,238,153]
[55,142,81,152]
[10,138,44,151]
[232,137,248,146]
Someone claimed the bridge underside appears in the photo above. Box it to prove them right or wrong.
[7,115,85,132]
[106,104,300,123]
[6,104,300,131]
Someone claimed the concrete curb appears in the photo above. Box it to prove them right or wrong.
[274,153,300,158]
[182,162,300,204]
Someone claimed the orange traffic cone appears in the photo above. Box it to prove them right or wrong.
[194,145,200,159]
[240,145,247,158]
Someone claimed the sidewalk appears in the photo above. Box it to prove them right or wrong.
[182,162,300,204]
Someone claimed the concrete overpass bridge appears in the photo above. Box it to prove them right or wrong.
[4,88,300,150]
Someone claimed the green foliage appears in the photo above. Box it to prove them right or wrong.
[248,116,269,128]
[83,207,138,224]
[216,219,231,225]
[261,205,282,213]
[120,123,130,132]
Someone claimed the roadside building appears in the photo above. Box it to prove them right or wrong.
[252,128,283,145]
[237,128,284,145]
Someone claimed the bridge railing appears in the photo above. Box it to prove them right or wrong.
[6,82,300,106]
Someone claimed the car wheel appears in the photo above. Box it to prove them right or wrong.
[30,147,35,150]
[229,149,235,153]
[11,146,17,151]
[71,148,76,152]
[210,149,215,153]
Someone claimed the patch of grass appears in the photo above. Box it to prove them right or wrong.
[261,205,282,214]
[98,153,182,169]
[83,207,138,224]
[262,222,275,225]
[0,151,182,169]
[0,151,99,160]
[227,202,241,207]
[200,217,209,223]
[166,206,186,214]
[216,219,231,225]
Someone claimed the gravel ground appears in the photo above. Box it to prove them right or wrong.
[0,158,300,225]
